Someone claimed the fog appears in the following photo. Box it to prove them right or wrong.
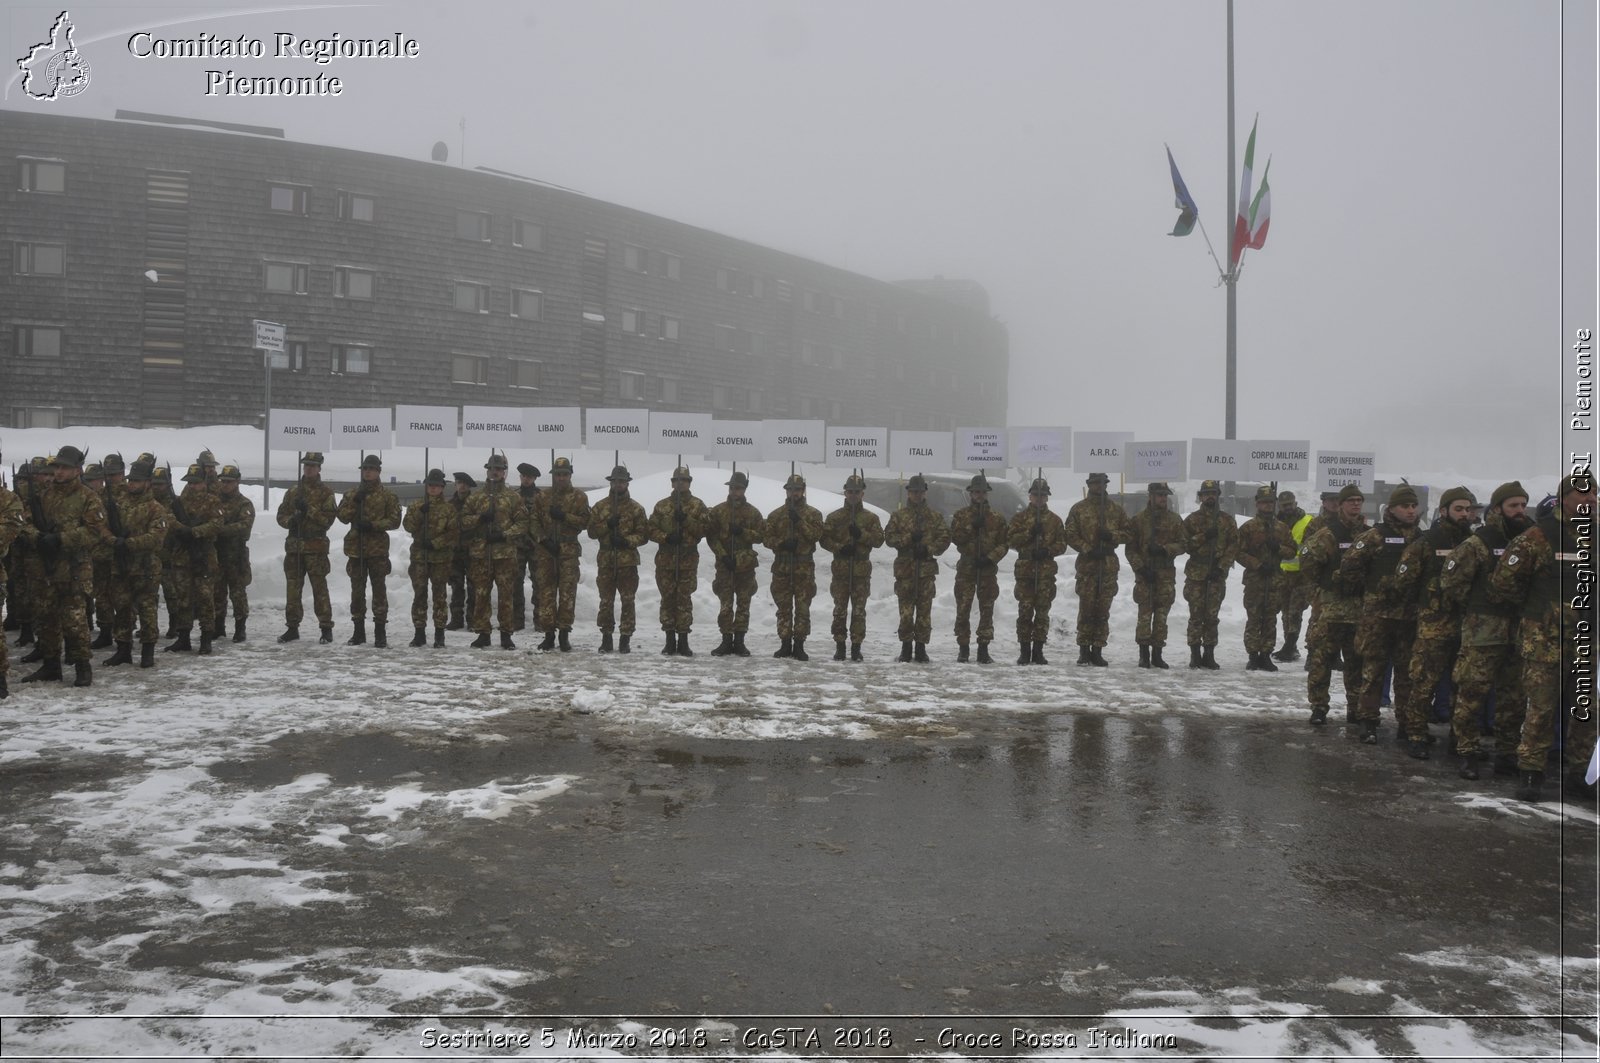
[4,0,1591,482]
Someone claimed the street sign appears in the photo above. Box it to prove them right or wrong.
[253,319,285,353]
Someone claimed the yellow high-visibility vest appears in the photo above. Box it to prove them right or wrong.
[1281,513,1314,571]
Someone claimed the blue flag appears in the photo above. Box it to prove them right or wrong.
[1166,145,1199,237]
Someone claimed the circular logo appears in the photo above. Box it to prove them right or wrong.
[45,51,91,98]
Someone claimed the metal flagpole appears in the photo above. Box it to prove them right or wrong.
[1224,0,1239,505]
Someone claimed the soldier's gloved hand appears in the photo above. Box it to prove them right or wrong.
[550,505,565,523]
[1031,546,1052,561]
[295,498,308,514]
[913,545,930,561]
[665,531,683,546]
[356,519,375,532]
[781,537,799,553]
[727,523,740,538]
[911,529,924,543]
[1098,528,1116,544]
[115,535,128,548]
[835,545,855,559]
[485,526,505,543]
[170,525,191,542]
[478,512,493,526]
[718,553,735,571]
[674,510,685,525]
[1148,544,1166,558]
[975,556,996,570]
[849,524,861,540]
[607,514,620,531]
[37,531,62,552]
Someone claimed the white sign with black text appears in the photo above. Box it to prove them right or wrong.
[762,419,826,464]
[1126,440,1188,483]
[709,420,764,463]
[889,431,953,473]
[1009,426,1071,469]
[1074,431,1133,475]
[1316,450,1378,494]
[649,412,713,457]
[394,405,457,449]
[527,407,582,449]
[267,409,330,452]
[956,427,1009,470]
[825,426,890,469]
[460,406,526,449]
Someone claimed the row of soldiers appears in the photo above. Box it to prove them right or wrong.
[0,446,256,695]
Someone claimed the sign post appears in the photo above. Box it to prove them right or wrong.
[253,320,285,509]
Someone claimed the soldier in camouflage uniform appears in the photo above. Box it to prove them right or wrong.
[708,471,765,657]
[648,467,711,656]
[0,455,24,697]
[463,453,528,649]
[1125,482,1187,668]
[1273,491,1314,662]
[1063,472,1130,666]
[20,446,108,687]
[528,457,591,652]
[403,469,460,648]
[1182,479,1239,670]
[949,473,1009,664]
[212,465,255,643]
[1294,491,1340,670]
[588,465,650,654]
[764,474,826,660]
[276,453,338,644]
[1008,477,1068,665]
[1340,484,1423,744]
[1299,485,1371,725]
[6,460,39,649]
[513,463,540,632]
[1489,471,1599,801]
[447,473,475,629]
[85,461,116,649]
[166,464,223,655]
[883,474,951,663]
[820,474,884,662]
[1390,486,1475,759]
[1441,481,1532,779]
[1237,486,1293,671]
[336,454,401,648]
[104,459,169,670]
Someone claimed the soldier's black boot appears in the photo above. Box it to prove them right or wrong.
[709,633,732,656]
[1359,720,1379,745]
[214,614,228,640]
[1516,770,1544,802]
[197,629,213,656]
[676,632,693,657]
[1089,646,1108,667]
[774,637,793,659]
[91,626,113,650]
[1407,738,1430,760]
[22,656,62,683]
[558,628,572,652]
[1188,644,1203,669]
[898,640,914,663]
[850,642,864,662]
[470,630,491,648]
[278,625,299,643]
[73,660,91,688]
[370,623,386,649]
[446,613,464,632]
[913,642,929,664]
[1151,645,1169,669]
[163,617,177,640]
[20,642,45,664]
[957,643,970,663]
[1258,652,1279,672]
[1458,752,1483,780]
[105,641,133,667]
[233,619,246,644]
[165,628,192,653]
[540,629,557,652]
[792,638,809,661]
[1201,645,1220,670]
[1245,651,1261,671]
[732,633,750,657]
[1272,640,1299,662]
[319,625,334,644]
[1018,643,1032,665]
[140,643,155,668]
[0,674,7,699]
[433,627,445,648]
[410,626,427,647]
[662,632,677,655]
[1139,644,1151,668]
[833,640,846,661]
[15,623,35,647]
[500,631,515,650]
[599,630,615,654]
[1030,641,1048,665]
[619,633,632,654]
[1077,645,1092,666]
[976,642,993,664]
[346,620,366,646]
[1308,704,1328,726]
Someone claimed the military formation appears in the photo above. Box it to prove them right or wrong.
[3,450,1594,803]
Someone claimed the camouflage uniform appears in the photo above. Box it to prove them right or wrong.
[1275,502,1315,654]
[1441,512,1527,760]
[1299,510,1370,720]
[820,499,885,647]
[949,498,1010,649]
[276,470,337,634]
[1342,513,1421,729]
[763,496,826,643]
[89,475,119,643]
[1008,502,1068,653]
[337,480,402,630]
[463,479,528,637]
[528,479,592,635]
[1391,514,1472,744]
[448,478,474,628]
[514,477,540,631]
[1236,506,1294,658]
[883,495,951,646]
[168,476,223,646]
[707,494,766,641]
[107,480,169,654]
[588,490,650,639]
[1182,503,1239,651]
[1490,505,1599,778]
[28,460,109,671]
[1124,496,1187,650]
[212,482,256,636]
[0,482,23,687]
[648,486,710,636]
[404,492,460,631]
[1062,488,1130,651]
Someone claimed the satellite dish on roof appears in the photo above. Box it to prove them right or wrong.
[431,141,448,162]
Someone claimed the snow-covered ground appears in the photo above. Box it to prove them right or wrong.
[0,427,1593,1059]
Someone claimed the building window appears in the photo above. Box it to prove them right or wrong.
[264,261,308,294]
[511,359,542,389]
[621,309,648,335]
[716,267,735,292]
[775,279,793,303]
[14,325,62,358]
[451,352,489,385]
[10,406,62,429]
[337,191,375,222]
[19,159,65,194]
[335,267,375,299]
[717,325,753,354]
[619,370,644,400]
[748,391,762,414]
[14,242,64,275]
[268,184,309,214]
[456,210,491,242]
[659,316,680,341]
[624,245,647,272]
[331,344,372,375]
[512,289,542,319]
[662,253,681,280]
[453,282,489,313]
[659,377,679,404]
[750,275,765,299]
[270,339,307,372]
[513,218,543,250]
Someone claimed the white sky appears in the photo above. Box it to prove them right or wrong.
[3,0,1593,482]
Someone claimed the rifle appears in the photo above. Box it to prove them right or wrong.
[1031,509,1045,631]
[104,485,128,574]
[672,496,685,613]
[418,499,433,554]
[169,492,205,567]
[845,507,859,638]
[352,483,369,583]
[29,488,58,566]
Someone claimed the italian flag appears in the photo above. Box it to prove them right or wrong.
[1230,117,1259,268]
[1245,157,1271,252]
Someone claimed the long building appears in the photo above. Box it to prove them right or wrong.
[2,110,1008,433]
